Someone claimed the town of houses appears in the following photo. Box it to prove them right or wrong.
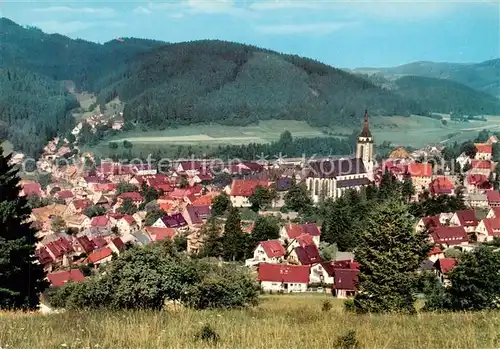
[15,111,500,298]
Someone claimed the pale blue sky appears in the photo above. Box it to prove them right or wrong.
[1,1,499,68]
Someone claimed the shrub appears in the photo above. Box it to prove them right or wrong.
[194,324,220,344]
[47,241,259,310]
[321,300,332,312]
[344,299,355,312]
[334,330,362,349]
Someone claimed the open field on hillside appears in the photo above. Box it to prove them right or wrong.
[1,294,498,349]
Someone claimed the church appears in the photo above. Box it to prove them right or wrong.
[305,110,375,203]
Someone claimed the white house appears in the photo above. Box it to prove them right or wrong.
[245,240,285,267]
[476,218,500,242]
[229,179,270,208]
[309,263,335,285]
[258,263,310,293]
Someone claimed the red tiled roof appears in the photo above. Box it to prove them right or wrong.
[110,237,125,251]
[421,216,441,229]
[144,227,176,241]
[36,247,53,265]
[22,182,43,197]
[47,269,85,287]
[90,215,110,227]
[486,190,500,203]
[434,258,456,274]
[295,233,315,247]
[258,263,310,283]
[471,160,492,170]
[480,218,500,237]
[71,198,93,210]
[428,246,443,255]
[301,223,321,236]
[160,213,187,228]
[294,244,322,265]
[230,179,269,197]
[55,190,74,199]
[489,207,500,218]
[285,223,321,240]
[185,205,211,225]
[119,192,143,202]
[45,237,74,259]
[259,240,285,258]
[454,210,478,227]
[430,226,468,245]
[429,176,454,195]
[75,236,96,254]
[334,269,359,291]
[467,174,489,186]
[475,143,492,154]
[407,163,432,177]
[87,247,113,263]
[121,215,136,226]
[92,236,107,248]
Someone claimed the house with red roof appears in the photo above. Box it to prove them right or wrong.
[90,215,111,233]
[108,237,125,254]
[36,247,54,269]
[449,210,478,233]
[434,258,457,286]
[470,160,492,176]
[476,217,500,242]
[246,240,285,267]
[72,235,96,254]
[407,162,433,194]
[289,244,322,265]
[474,143,492,161]
[280,223,321,246]
[55,189,74,203]
[429,226,469,247]
[151,213,188,230]
[65,214,91,231]
[486,190,500,207]
[333,268,359,298]
[47,269,85,287]
[415,215,442,233]
[116,215,138,237]
[258,263,310,293]
[429,176,455,196]
[229,179,270,207]
[487,207,500,219]
[427,246,445,262]
[45,237,74,261]
[117,192,144,209]
[87,247,113,266]
[183,204,211,228]
[20,182,44,198]
[68,198,93,214]
[144,226,176,242]
[465,174,491,192]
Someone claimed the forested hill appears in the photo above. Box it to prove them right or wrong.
[0,18,165,91]
[349,59,500,98]
[0,68,78,156]
[102,40,424,129]
[1,18,499,156]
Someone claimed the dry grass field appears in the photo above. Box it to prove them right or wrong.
[1,294,499,349]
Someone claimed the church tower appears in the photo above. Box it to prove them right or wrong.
[356,110,375,180]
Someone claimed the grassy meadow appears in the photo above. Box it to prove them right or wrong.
[83,114,500,158]
[1,294,499,349]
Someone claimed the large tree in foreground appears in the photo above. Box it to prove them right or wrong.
[353,199,429,314]
[0,149,48,310]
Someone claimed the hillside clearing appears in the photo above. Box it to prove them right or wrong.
[0,294,498,349]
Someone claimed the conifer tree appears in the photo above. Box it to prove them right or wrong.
[0,149,48,310]
[353,199,428,314]
[199,218,223,258]
[222,207,247,261]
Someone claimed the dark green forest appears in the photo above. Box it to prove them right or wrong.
[1,18,499,157]
[0,68,78,157]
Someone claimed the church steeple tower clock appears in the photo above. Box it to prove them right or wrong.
[356,110,375,179]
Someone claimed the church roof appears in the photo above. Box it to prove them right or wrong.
[359,110,372,138]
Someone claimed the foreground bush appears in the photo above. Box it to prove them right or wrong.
[47,241,259,310]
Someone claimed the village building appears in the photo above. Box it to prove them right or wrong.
[280,223,321,246]
[47,269,85,287]
[183,204,211,228]
[257,263,310,293]
[407,162,433,194]
[429,176,455,196]
[474,143,492,161]
[245,240,286,267]
[476,217,500,242]
[449,210,478,233]
[486,190,500,207]
[229,179,270,207]
[434,258,456,286]
[151,212,188,230]
[333,268,359,298]
[304,111,373,203]
[468,192,488,208]
[429,226,469,248]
